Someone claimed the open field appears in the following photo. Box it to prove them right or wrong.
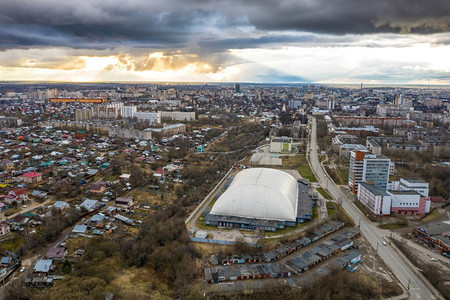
[420,208,442,223]
[317,187,333,200]
[282,154,317,182]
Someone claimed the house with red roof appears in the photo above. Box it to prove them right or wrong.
[5,187,28,205]
[23,172,43,184]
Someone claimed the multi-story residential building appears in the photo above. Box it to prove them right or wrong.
[121,105,137,118]
[366,139,382,155]
[133,112,161,124]
[349,150,390,193]
[357,182,392,216]
[159,111,195,121]
[339,144,367,159]
[92,102,124,119]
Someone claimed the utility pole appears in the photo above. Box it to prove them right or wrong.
[376,242,379,251]
[358,218,361,229]
[407,277,410,290]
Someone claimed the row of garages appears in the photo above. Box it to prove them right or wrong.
[285,232,358,275]
[204,263,291,284]
[210,221,345,265]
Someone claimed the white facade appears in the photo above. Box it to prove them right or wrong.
[399,178,429,198]
[210,168,298,221]
[349,150,390,193]
[270,137,292,153]
[107,127,152,140]
[357,182,392,215]
[388,190,430,214]
[121,106,137,118]
[133,112,161,124]
[388,191,421,209]
[159,111,195,121]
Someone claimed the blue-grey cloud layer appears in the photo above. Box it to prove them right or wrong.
[0,0,449,51]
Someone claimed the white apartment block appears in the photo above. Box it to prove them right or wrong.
[121,106,137,118]
[133,112,161,124]
[357,182,392,216]
[159,111,195,121]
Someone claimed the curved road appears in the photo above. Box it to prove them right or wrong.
[308,117,441,300]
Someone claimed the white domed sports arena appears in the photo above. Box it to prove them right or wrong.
[204,168,315,232]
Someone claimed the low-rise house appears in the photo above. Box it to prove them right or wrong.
[0,257,12,268]
[89,183,106,194]
[34,259,53,274]
[80,199,101,211]
[45,247,66,260]
[0,222,10,237]
[119,174,131,181]
[72,225,88,235]
[0,159,14,170]
[53,201,70,210]
[32,190,47,199]
[23,172,43,184]
[5,187,28,205]
[11,215,29,226]
[115,197,134,209]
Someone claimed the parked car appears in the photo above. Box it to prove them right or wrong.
[429,257,437,262]
[381,241,387,246]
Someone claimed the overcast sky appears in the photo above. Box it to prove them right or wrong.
[0,0,449,84]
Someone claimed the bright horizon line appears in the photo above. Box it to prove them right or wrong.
[1,80,449,88]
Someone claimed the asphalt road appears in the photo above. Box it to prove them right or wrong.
[308,117,441,300]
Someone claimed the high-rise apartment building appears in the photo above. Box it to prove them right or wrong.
[349,150,390,193]
[121,106,137,118]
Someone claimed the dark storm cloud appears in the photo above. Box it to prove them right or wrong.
[0,0,448,51]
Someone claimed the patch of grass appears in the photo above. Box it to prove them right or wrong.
[336,168,349,184]
[319,154,327,163]
[264,222,309,237]
[353,200,377,222]
[297,154,317,182]
[3,207,20,217]
[207,196,217,208]
[103,174,119,182]
[0,234,23,252]
[379,222,407,230]
[317,187,332,200]
[312,205,319,220]
[389,175,401,181]
[337,205,355,227]
[421,208,442,223]
[282,155,302,168]
[326,202,338,217]
[194,214,218,231]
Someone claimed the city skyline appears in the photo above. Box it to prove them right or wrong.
[0,0,449,84]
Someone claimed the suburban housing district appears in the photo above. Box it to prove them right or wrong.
[0,82,448,299]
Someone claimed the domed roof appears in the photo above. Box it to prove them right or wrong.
[210,168,298,221]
